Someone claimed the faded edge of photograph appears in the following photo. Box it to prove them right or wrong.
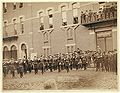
[2,1,118,92]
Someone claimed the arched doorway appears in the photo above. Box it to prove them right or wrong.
[3,46,10,60]
[21,44,27,59]
[10,45,17,60]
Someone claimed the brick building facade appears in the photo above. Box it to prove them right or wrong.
[3,2,117,60]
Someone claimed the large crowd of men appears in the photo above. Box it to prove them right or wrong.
[3,47,117,78]
[81,2,117,24]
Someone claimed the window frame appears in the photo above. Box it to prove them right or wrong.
[39,11,44,30]
[20,17,24,34]
[72,2,79,24]
[61,5,67,26]
[47,9,53,28]
[12,18,17,35]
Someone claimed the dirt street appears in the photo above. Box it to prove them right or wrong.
[3,68,118,90]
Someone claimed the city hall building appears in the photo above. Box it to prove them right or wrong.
[3,2,117,61]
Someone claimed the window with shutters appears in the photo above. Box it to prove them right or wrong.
[39,11,44,30]
[13,19,17,35]
[48,9,53,28]
[72,3,78,24]
[61,6,67,26]
[20,17,24,34]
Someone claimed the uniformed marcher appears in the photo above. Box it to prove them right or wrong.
[3,65,7,77]
[110,3,115,18]
[96,52,102,71]
[22,56,27,74]
[88,10,93,22]
[19,63,24,78]
[28,59,32,73]
[104,52,109,72]
[93,12,97,22]
[33,56,39,74]
[81,53,87,70]
[57,57,61,72]
[81,11,84,24]
[39,61,44,75]
[65,57,69,73]
[85,10,89,23]
[10,63,15,78]
[102,5,107,19]
[34,62,38,74]
[69,57,73,70]
[48,56,53,72]
[75,55,79,70]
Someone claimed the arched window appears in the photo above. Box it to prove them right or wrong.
[13,18,17,35]
[48,9,53,28]
[72,2,79,24]
[21,44,27,59]
[10,45,17,60]
[3,46,9,60]
[61,5,67,26]
[20,17,24,34]
[39,11,44,30]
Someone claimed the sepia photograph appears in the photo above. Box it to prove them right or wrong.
[2,1,118,91]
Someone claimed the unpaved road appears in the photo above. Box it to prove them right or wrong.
[3,68,118,90]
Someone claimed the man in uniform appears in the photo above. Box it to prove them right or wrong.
[88,10,93,22]
[81,11,84,24]
[33,56,38,74]
[39,61,44,75]
[10,62,15,78]
[27,57,32,73]
[97,10,102,21]
[85,10,89,23]
[80,52,87,70]
[49,55,53,72]
[65,57,69,73]
[93,12,97,22]
[22,56,27,74]
[104,52,109,72]
[19,62,24,78]
[3,63,7,77]
[110,3,115,18]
